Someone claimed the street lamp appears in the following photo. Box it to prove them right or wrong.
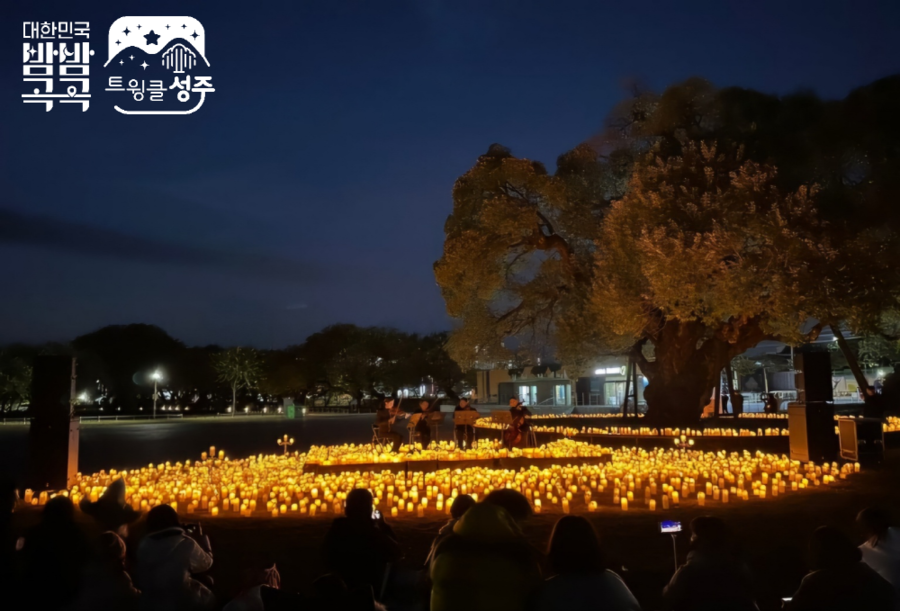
[151,370,163,419]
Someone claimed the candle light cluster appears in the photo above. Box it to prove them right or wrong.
[22,440,862,520]
[737,414,900,433]
[529,413,644,420]
[474,419,788,438]
[305,438,612,466]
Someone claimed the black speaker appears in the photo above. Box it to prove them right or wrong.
[788,402,836,463]
[27,356,79,491]
[794,351,833,403]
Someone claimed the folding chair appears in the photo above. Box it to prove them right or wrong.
[372,423,391,450]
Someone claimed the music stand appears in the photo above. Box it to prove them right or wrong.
[491,410,513,426]
[454,411,480,426]
[454,410,480,448]
[427,411,446,442]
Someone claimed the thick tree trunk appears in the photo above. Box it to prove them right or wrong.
[831,325,869,393]
[638,319,762,425]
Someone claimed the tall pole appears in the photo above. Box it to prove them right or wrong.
[153,377,158,419]
[632,358,639,417]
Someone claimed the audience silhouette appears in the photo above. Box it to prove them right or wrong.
[536,514,641,611]
[135,504,214,611]
[786,525,896,611]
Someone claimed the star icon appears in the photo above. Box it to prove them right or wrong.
[119,59,124,65]
[165,24,170,29]
[141,61,148,70]
[129,55,134,60]
[123,27,131,35]
[115,40,121,45]
[182,24,187,29]
[191,31,200,40]
[28,47,36,56]
[144,30,160,45]
[137,24,142,30]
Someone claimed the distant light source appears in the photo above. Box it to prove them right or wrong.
[151,370,163,381]
[594,367,624,376]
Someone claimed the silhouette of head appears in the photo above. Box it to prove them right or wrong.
[483,489,532,523]
[810,526,861,570]
[41,496,75,527]
[857,507,891,543]
[450,494,476,520]
[508,398,520,407]
[689,516,730,552]
[344,488,374,521]
[459,398,468,406]
[99,531,127,564]
[146,504,180,533]
[547,515,605,574]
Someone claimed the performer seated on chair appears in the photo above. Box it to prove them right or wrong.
[454,397,476,449]
[504,398,532,449]
[375,397,406,452]
[413,399,437,449]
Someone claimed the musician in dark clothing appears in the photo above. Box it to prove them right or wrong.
[508,398,532,431]
[504,398,533,449]
[413,399,436,448]
[375,397,404,452]
[454,398,476,449]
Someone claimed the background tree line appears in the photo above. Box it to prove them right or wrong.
[0,323,470,415]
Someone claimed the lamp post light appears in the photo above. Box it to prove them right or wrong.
[151,370,163,419]
[277,434,295,455]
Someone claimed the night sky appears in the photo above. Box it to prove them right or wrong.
[3,1,899,348]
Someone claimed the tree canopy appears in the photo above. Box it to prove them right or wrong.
[436,75,900,423]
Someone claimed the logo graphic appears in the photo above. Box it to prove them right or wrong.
[22,21,92,112]
[103,16,214,115]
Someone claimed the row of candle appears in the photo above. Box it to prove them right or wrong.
[304,438,612,466]
[529,413,644,420]
[474,419,789,438]
[737,414,900,433]
[28,441,861,519]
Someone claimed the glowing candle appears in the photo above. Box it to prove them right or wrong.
[621,498,628,511]
[391,506,398,518]
[211,507,219,517]
[649,499,656,511]
[697,492,705,507]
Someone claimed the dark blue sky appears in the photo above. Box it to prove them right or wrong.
[3,0,899,348]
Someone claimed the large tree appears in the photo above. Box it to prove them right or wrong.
[436,76,900,423]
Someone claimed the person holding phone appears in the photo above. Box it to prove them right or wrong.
[661,516,757,611]
[135,504,214,611]
[322,489,401,603]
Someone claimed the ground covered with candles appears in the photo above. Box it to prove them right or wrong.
[12,436,900,609]
[33,438,862,518]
